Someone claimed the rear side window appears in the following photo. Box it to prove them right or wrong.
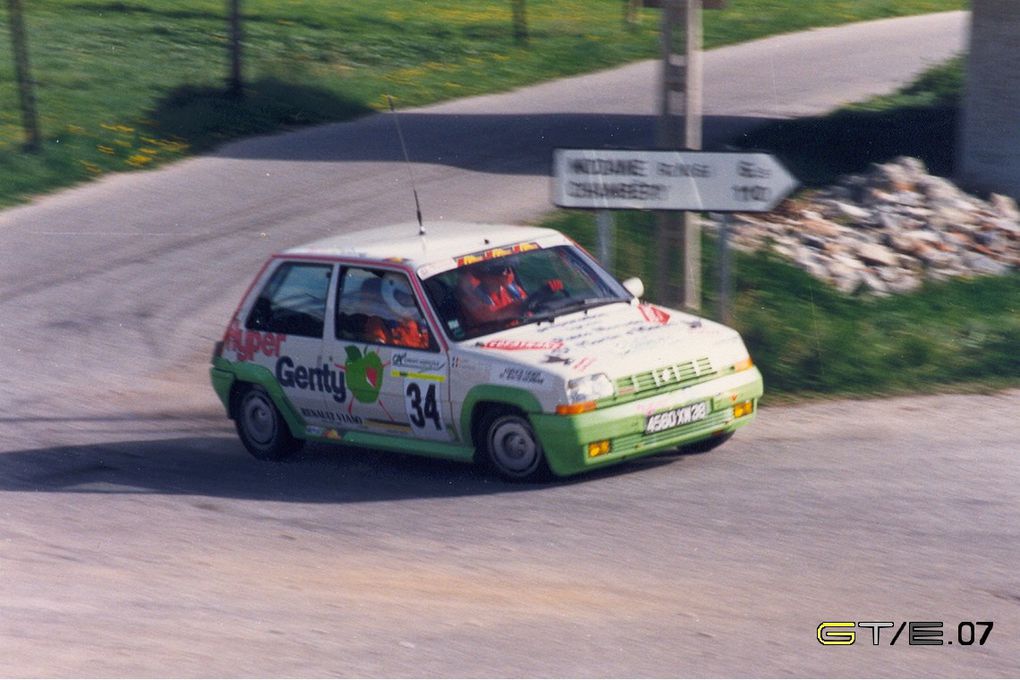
[246,261,332,338]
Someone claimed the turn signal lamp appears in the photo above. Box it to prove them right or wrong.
[556,401,597,415]
[732,357,754,372]
[733,400,754,418]
[587,440,612,458]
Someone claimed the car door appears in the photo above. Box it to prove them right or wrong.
[239,258,336,425]
[329,265,453,441]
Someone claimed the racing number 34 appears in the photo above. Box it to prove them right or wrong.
[405,382,442,431]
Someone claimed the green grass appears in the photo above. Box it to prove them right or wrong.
[0,0,965,205]
[546,56,1020,399]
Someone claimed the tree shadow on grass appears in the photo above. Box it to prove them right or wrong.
[146,78,375,154]
[738,105,958,187]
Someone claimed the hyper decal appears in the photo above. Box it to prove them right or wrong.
[224,321,286,361]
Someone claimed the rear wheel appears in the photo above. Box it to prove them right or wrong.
[481,410,550,482]
[234,384,303,461]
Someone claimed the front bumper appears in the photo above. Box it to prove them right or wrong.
[530,367,763,477]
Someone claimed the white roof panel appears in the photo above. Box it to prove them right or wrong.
[282,222,568,275]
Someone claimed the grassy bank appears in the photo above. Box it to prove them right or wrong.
[0,0,965,205]
[551,211,1020,399]
[547,58,1020,399]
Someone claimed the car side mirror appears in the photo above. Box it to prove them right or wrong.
[622,277,644,300]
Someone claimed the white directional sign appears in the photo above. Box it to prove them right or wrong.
[553,149,798,212]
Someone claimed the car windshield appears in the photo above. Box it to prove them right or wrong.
[422,244,631,341]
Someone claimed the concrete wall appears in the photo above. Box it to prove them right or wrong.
[959,0,1020,197]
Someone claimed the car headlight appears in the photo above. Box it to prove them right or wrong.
[566,373,615,404]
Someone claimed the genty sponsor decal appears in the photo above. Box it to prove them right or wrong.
[275,346,386,407]
[276,356,347,403]
[224,321,286,361]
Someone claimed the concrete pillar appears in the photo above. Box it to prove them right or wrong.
[959,0,1020,197]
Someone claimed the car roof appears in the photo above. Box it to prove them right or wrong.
[281,222,568,273]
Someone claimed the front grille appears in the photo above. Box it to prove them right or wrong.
[614,356,717,400]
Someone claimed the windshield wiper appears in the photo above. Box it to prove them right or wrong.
[529,296,625,324]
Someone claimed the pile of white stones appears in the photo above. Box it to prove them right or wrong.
[709,156,1020,295]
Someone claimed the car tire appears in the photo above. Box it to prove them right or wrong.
[234,384,303,461]
[481,411,550,482]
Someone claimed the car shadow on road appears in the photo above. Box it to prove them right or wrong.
[0,435,683,503]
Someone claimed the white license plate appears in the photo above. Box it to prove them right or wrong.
[644,401,709,434]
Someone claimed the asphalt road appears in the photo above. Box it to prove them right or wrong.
[5,10,1018,677]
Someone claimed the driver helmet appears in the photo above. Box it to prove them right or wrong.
[477,261,515,289]
[381,273,417,318]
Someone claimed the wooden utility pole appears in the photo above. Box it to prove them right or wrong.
[6,0,41,151]
[227,0,243,97]
[625,0,642,26]
[511,0,529,46]
[656,0,703,311]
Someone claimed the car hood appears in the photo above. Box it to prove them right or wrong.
[457,301,747,381]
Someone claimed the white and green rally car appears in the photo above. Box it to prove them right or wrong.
[210,222,763,480]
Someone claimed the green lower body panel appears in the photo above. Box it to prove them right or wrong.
[531,368,764,477]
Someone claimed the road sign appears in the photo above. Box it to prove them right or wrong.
[553,149,798,213]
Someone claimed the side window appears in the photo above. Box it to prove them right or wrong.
[335,267,436,351]
[246,261,332,338]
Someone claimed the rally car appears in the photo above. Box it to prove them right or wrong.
[210,222,763,480]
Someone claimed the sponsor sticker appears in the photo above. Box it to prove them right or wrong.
[638,303,671,326]
[478,339,564,351]
[455,241,541,267]
[496,367,546,385]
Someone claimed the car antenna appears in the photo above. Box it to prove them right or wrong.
[387,95,425,236]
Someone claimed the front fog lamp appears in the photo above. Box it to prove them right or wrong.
[566,373,614,404]
[733,400,754,418]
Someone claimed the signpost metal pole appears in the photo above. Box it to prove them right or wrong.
[717,213,733,325]
[596,210,616,274]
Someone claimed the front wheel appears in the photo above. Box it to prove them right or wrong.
[234,385,303,461]
[482,412,550,482]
